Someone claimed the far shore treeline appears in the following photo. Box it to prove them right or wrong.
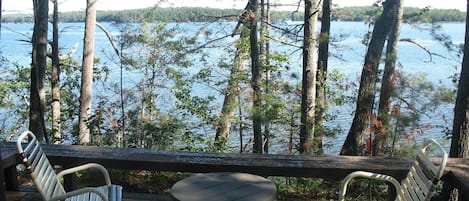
[2,6,466,24]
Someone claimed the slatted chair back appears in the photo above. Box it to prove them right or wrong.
[17,131,122,201]
[16,131,66,200]
[396,138,448,201]
[339,138,448,201]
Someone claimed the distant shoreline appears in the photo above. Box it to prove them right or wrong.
[2,6,466,23]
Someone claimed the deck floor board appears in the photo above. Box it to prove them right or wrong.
[6,186,172,201]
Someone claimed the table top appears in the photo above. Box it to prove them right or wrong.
[171,172,276,201]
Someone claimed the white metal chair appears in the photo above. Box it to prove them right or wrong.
[339,138,448,201]
[16,131,122,201]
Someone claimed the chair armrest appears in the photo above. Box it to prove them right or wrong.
[338,171,401,201]
[49,187,109,201]
[56,163,112,187]
[16,131,36,154]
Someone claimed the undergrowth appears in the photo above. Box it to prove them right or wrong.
[77,170,392,200]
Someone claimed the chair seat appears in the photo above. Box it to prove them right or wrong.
[64,185,123,201]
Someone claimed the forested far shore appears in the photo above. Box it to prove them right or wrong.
[2,6,466,24]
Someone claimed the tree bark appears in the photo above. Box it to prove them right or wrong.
[247,0,263,153]
[261,0,271,153]
[450,0,469,160]
[313,0,331,155]
[30,0,48,142]
[214,34,246,151]
[51,0,61,143]
[373,0,403,156]
[299,0,319,155]
[340,0,398,156]
[78,0,97,144]
[439,2,469,200]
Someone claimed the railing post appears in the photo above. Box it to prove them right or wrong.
[63,169,77,192]
[3,166,18,191]
[0,147,6,201]
[387,182,396,201]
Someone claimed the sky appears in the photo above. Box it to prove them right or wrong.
[2,0,467,14]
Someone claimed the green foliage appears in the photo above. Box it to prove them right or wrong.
[2,6,465,24]
[173,79,218,126]
[84,20,200,148]
[378,71,456,156]
[46,56,85,138]
[429,23,461,54]
[338,178,389,201]
[262,94,286,123]
[79,169,187,194]
[326,69,354,106]
[333,6,465,22]
[404,8,465,22]
[0,63,30,135]
[129,112,182,150]
[0,64,29,108]
[274,177,339,200]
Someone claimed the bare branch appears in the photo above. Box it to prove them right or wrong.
[96,22,120,57]
[400,38,446,62]
[265,35,302,48]
[187,34,233,54]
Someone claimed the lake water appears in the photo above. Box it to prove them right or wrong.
[0,21,465,154]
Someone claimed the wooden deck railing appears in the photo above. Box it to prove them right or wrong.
[1,142,468,200]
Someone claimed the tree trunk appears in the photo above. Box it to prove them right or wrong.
[261,0,271,153]
[30,0,48,142]
[299,0,319,155]
[78,0,97,144]
[214,43,245,151]
[248,0,263,153]
[238,94,244,153]
[313,0,331,155]
[140,65,148,148]
[51,0,61,144]
[373,0,403,156]
[439,2,469,200]
[450,0,469,160]
[340,0,398,156]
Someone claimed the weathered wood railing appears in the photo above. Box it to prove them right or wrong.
[1,142,468,200]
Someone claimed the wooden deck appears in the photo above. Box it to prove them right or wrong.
[6,186,173,201]
[2,142,469,200]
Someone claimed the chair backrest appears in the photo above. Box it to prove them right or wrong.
[16,131,66,200]
[396,138,448,201]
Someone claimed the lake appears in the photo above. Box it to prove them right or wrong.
[0,21,465,154]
